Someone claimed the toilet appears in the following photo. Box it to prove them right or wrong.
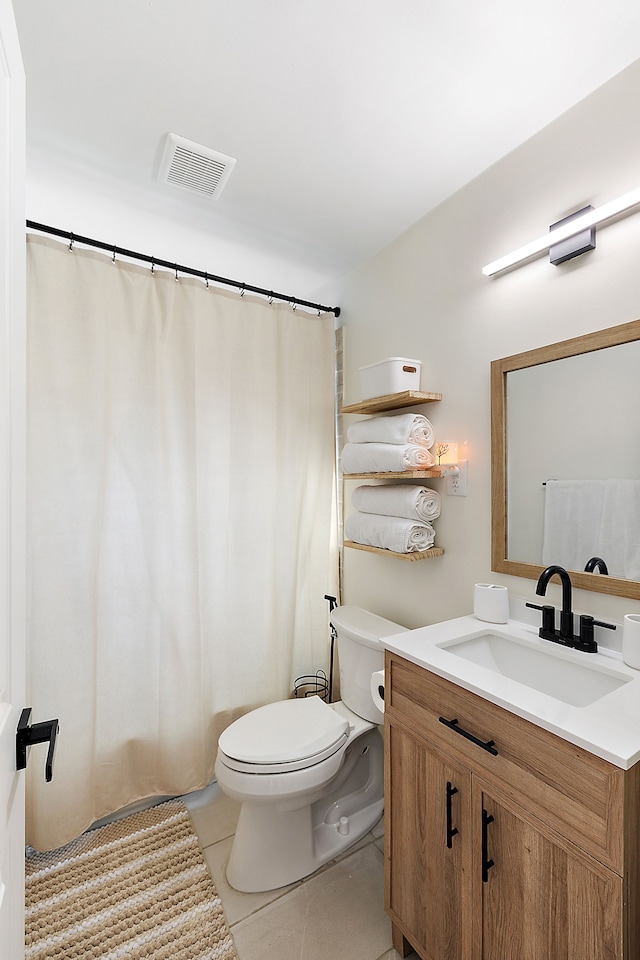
[214,605,407,892]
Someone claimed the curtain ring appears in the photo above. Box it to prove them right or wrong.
[68,232,74,252]
[268,292,274,305]
[112,245,116,264]
[240,283,245,298]
[292,300,297,312]
[204,271,209,289]
[175,264,179,282]
[150,258,155,276]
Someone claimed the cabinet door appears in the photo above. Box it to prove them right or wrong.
[386,720,472,960]
[476,784,623,960]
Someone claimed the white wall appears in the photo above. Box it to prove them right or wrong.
[25,149,337,300]
[28,56,640,632]
[319,58,640,630]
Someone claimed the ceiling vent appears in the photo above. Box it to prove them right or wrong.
[157,133,236,200]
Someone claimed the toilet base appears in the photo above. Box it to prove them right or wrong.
[225,727,384,893]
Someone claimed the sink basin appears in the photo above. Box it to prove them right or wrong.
[439,631,632,707]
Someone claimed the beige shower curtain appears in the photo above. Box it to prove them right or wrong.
[26,235,338,851]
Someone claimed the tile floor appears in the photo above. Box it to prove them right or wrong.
[182,781,418,960]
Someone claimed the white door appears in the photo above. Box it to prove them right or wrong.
[0,1,26,958]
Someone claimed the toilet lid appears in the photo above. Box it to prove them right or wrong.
[218,696,350,765]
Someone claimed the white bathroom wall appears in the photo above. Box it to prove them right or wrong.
[318,57,640,630]
[25,148,336,299]
[27,56,640,630]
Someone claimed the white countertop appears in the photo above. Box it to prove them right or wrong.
[383,614,640,770]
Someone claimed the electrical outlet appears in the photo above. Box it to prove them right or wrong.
[446,459,468,496]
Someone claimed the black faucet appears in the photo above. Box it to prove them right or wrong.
[526,563,616,653]
[584,556,609,575]
[535,564,575,643]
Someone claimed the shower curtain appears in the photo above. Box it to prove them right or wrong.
[26,235,338,851]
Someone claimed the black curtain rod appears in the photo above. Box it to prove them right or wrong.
[26,220,341,319]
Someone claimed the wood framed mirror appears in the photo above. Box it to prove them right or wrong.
[491,318,640,600]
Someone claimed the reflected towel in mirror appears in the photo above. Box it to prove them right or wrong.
[542,479,640,580]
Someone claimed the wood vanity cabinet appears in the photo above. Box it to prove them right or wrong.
[384,651,640,960]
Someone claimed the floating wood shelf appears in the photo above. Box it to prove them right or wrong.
[343,468,446,480]
[341,389,446,561]
[344,541,444,561]
[342,390,442,415]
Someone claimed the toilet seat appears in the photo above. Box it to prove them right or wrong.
[217,696,350,775]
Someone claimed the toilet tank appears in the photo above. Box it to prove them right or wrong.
[330,605,408,723]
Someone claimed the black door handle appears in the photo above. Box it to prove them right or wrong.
[446,781,459,849]
[439,716,498,756]
[16,707,59,782]
[482,808,495,882]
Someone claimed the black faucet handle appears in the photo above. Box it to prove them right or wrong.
[575,615,616,653]
[526,602,556,637]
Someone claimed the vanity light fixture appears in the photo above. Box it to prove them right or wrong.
[482,185,640,277]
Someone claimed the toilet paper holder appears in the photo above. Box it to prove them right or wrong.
[293,670,329,701]
[370,669,385,715]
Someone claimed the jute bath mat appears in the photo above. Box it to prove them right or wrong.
[25,798,238,960]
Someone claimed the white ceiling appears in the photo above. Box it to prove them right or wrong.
[13,0,640,292]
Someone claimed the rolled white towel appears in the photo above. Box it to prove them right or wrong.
[345,511,436,554]
[347,413,435,447]
[352,484,441,522]
[341,442,436,474]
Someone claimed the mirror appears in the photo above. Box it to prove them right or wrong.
[491,319,640,600]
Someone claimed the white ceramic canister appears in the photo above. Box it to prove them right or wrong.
[474,583,509,624]
[622,614,640,669]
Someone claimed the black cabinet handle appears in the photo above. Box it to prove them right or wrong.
[438,716,498,756]
[482,808,495,882]
[16,707,60,782]
[446,781,459,849]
